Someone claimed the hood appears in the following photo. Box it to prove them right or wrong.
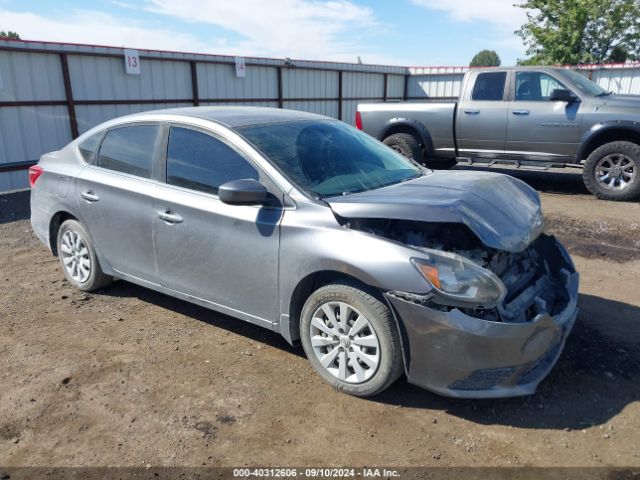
[326,171,543,253]
[598,94,640,109]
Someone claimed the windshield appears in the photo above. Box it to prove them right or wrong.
[237,120,424,198]
[558,69,609,96]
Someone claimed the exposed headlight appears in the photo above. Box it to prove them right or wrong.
[411,250,507,308]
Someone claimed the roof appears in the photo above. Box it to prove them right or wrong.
[132,106,328,128]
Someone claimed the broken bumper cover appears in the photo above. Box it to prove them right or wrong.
[385,239,579,399]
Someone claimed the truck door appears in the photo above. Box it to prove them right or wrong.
[457,71,509,156]
[506,71,582,160]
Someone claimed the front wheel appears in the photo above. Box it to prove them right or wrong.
[300,280,404,397]
[583,141,640,201]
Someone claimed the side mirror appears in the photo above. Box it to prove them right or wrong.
[218,179,267,205]
[550,88,580,103]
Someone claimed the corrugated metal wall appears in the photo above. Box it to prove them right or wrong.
[2,38,640,192]
[0,40,406,191]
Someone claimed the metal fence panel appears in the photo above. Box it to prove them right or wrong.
[283,69,338,99]
[0,106,72,191]
[68,56,192,101]
[284,100,339,118]
[197,63,278,100]
[0,51,66,101]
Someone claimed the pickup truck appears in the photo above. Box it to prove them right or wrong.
[357,66,640,201]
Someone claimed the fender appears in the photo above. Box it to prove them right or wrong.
[577,120,640,162]
[379,118,435,156]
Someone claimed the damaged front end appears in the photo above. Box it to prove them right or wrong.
[345,218,579,398]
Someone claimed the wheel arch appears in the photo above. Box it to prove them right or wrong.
[284,270,389,346]
[379,119,433,156]
[578,123,640,162]
[49,211,78,256]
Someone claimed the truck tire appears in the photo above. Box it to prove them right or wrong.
[583,141,640,201]
[383,133,422,162]
[300,279,404,397]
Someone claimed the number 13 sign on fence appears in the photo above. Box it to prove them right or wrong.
[124,49,141,75]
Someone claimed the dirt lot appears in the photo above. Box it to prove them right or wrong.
[1,167,639,469]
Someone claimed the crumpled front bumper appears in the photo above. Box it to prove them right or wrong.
[385,236,579,399]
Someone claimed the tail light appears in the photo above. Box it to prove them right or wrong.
[29,165,44,187]
[355,111,363,130]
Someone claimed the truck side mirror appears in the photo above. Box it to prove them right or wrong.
[550,89,580,103]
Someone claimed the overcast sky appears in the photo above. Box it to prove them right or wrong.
[0,0,530,66]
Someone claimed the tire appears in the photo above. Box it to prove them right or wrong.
[383,133,423,163]
[300,279,404,397]
[583,141,640,201]
[56,219,112,291]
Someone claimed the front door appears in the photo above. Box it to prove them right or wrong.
[506,71,583,159]
[152,125,282,326]
[457,71,509,156]
[76,124,161,282]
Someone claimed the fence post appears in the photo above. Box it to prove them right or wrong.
[190,61,199,106]
[59,53,79,139]
[383,73,388,101]
[403,73,409,101]
[338,71,343,120]
[277,66,284,109]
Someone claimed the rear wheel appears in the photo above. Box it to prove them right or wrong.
[57,219,112,291]
[383,133,422,163]
[300,280,403,397]
[583,141,640,201]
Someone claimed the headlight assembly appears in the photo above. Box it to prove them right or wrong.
[411,250,507,309]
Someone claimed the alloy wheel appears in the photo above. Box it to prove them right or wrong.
[60,230,91,283]
[595,153,636,190]
[309,301,380,383]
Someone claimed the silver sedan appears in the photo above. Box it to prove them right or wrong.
[30,107,579,398]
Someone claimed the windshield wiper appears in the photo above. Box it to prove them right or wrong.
[596,90,613,97]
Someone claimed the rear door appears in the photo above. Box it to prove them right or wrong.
[457,71,509,156]
[152,124,282,326]
[76,124,161,282]
[506,70,583,160]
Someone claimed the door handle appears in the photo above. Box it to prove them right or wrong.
[512,110,530,115]
[80,191,99,202]
[463,109,480,115]
[156,209,183,224]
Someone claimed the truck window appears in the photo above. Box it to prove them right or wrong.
[471,72,507,101]
[515,72,566,101]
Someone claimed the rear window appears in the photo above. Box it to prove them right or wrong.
[97,125,159,178]
[78,131,103,163]
[472,72,507,101]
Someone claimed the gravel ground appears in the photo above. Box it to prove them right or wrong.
[1,168,639,469]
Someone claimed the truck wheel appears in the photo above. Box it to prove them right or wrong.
[300,280,404,397]
[583,141,640,201]
[57,219,112,291]
[383,133,422,162]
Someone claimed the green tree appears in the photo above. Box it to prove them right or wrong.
[469,50,502,67]
[0,30,21,40]
[515,0,640,65]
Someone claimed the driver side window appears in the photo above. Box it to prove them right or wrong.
[515,72,566,101]
[166,126,258,195]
